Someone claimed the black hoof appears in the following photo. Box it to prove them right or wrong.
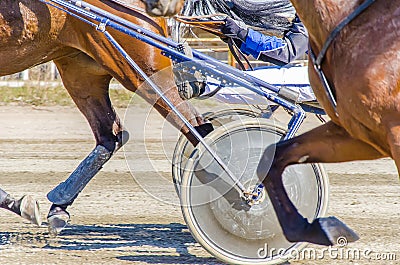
[115,130,130,151]
[319,216,359,245]
[195,123,214,137]
[47,205,70,237]
[284,217,357,246]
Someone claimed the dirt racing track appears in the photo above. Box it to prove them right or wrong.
[0,105,399,265]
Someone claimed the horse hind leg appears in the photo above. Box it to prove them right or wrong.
[385,121,400,177]
[257,121,384,246]
[0,188,41,225]
[46,53,128,235]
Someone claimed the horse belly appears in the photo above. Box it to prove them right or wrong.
[334,48,400,156]
[327,2,400,152]
[0,45,69,76]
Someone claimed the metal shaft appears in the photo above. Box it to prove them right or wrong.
[102,30,246,193]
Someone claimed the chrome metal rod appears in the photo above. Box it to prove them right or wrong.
[103,30,246,193]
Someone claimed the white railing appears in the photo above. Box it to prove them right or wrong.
[0,62,61,88]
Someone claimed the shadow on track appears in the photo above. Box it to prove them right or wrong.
[6,223,221,264]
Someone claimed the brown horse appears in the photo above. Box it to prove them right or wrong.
[142,0,400,246]
[0,0,207,233]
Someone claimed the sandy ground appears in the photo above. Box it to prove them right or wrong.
[0,104,399,265]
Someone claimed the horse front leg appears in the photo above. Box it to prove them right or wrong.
[46,53,127,235]
[257,121,384,245]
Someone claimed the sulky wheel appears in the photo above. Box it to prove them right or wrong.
[172,108,262,195]
[180,118,329,264]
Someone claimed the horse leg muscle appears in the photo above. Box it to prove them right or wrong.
[257,121,384,245]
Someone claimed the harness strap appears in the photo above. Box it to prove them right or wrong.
[175,14,228,20]
[310,0,376,113]
[309,47,338,112]
[108,0,146,13]
[174,16,226,37]
[227,39,254,71]
[175,15,254,70]
[315,0,376,67]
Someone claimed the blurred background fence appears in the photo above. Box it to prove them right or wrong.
[0,62,61,88]
[0,62,133,107]
[0,30,306,107]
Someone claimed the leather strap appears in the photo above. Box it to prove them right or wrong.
[309,0,376,112]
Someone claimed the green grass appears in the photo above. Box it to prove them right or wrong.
[0,86,71,106]
[0,84,225,112]
[0,86,138,108]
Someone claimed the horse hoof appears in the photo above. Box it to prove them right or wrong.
[19,195,42,226]
[47,206,70,237]
[319,216,359,245]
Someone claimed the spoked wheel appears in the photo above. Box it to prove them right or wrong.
[180,119,329,264]
[172,108,262,195]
